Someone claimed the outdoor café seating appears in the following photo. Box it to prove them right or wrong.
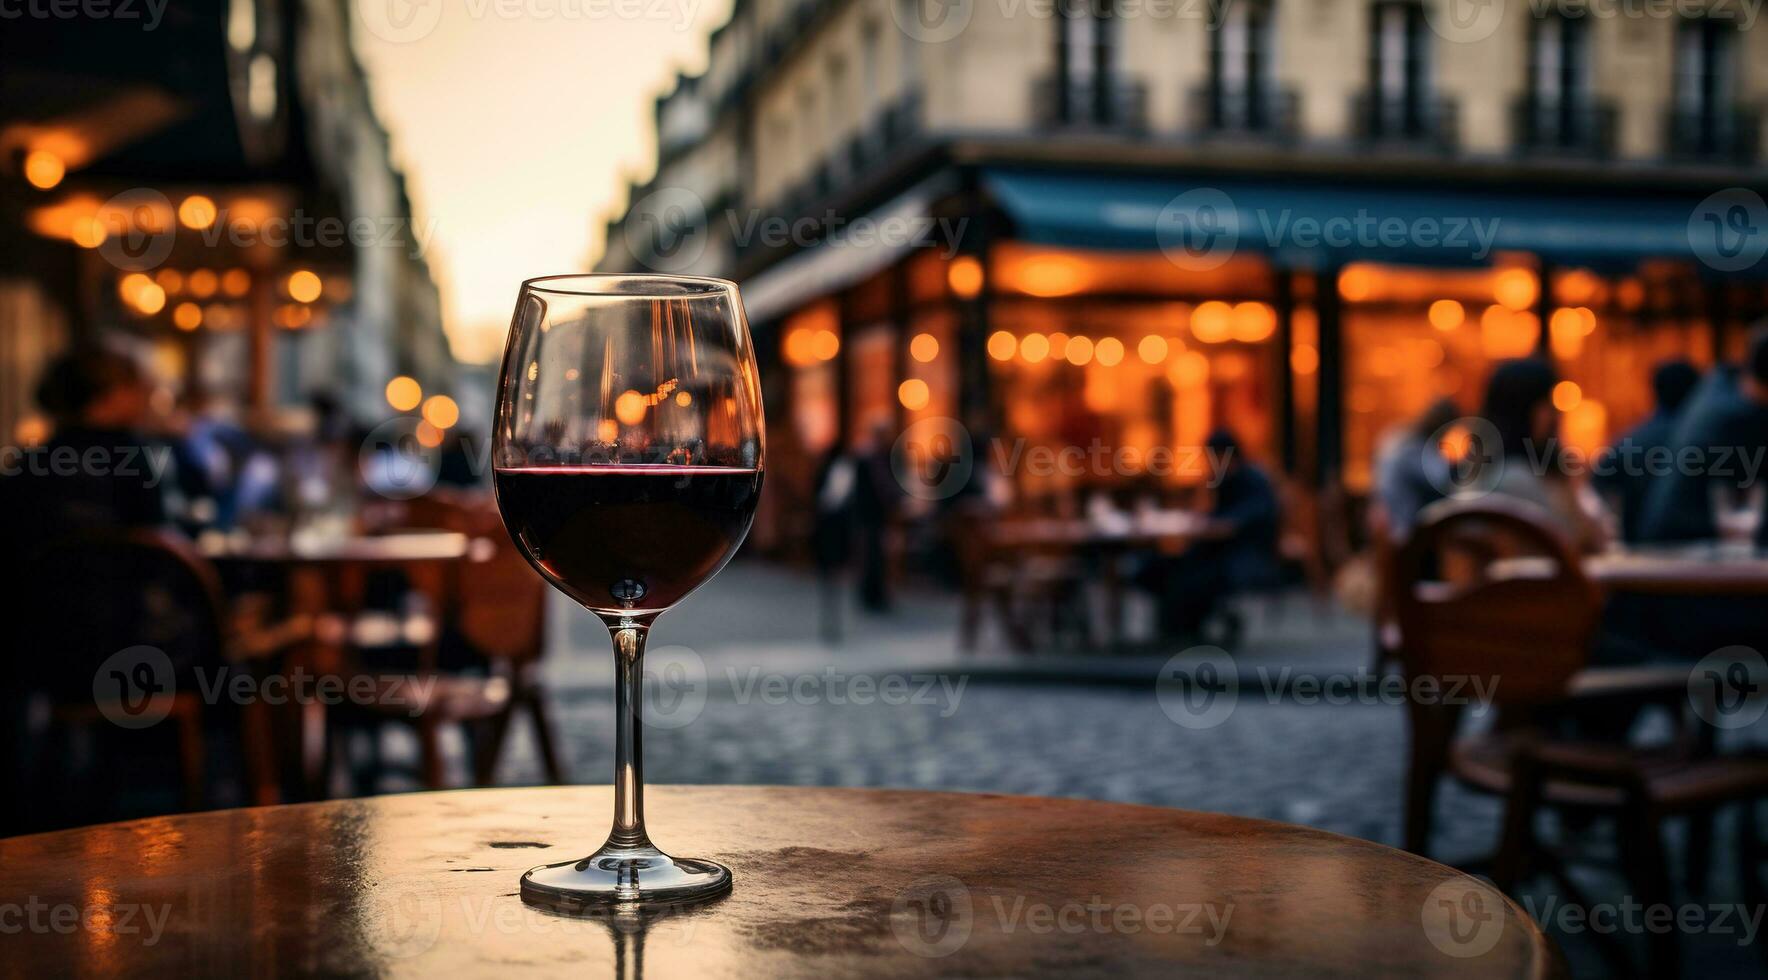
[375,491,564,789]
[5,488,566,828]
[15,529,241,825]
[1393,497,1768,977]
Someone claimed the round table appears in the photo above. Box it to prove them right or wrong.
[198,530,473,800]
[0,787,1562,978]
[1582,546,1768,595]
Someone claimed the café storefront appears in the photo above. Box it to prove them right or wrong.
[739,161,1767,556]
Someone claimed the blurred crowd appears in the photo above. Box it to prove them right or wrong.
[1370,325,1768,660]
[0,348,481,572]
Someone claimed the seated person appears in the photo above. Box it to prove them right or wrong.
[0,347,174,564]
[1633,325,1768,657]
[1471,358,1608,553]
[1143,429,1280,641]
[1372,398,1459,540]
[1639,326,1768,547]
[1592,359,1699,543]
[0,347,179,831]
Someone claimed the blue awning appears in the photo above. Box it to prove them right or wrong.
[982,168,1735,271]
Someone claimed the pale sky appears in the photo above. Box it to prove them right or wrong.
[354,1,732,363]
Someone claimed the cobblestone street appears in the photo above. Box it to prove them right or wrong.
[451,560,1766,978]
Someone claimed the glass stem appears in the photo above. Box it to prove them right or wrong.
[607,623,652,851]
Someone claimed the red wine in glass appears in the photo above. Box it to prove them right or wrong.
[493,464,762,615]
[493,274,765,913]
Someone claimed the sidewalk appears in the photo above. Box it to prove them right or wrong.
[540,558,1374,691]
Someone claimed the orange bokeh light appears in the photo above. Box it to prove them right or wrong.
[172,302,202,331]
[1552,381,1582,412]
[947,256,983,298]
[23,150,65,190]
[188,269,219,298]
[1494,268,1539,312]
[1230,302,1276,342]
[1428,299,1464,331]
[385,376,422,412]
[1191,301,1232,343]
[178,195,218,230]
[897,378,930,411]
[422,394,460,429]
[287,270,323,304]
[614,390,648,426]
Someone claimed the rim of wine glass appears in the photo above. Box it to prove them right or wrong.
[520,273,738,298]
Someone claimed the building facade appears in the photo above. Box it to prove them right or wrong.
[0,0,452,440]
[597,0,1768,554]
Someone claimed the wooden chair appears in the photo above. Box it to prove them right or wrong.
[950,507,1092,653]
[343,491,563,788]
[948,509,1026,652]
[1368,509,1402,673]
[1395,497,1768,978]
[14,529,268,828]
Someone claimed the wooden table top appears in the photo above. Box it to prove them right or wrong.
[197,530,470,566]
[1493,546,1768,596]
[0,786,1560,978]
[1583,546,1768,595]
[990,512,1213,549]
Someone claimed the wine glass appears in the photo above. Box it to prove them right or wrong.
[492,274,764,912]
[1711,480,1765,555]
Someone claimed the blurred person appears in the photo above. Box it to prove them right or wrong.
[853,422,901,613]
[1372,397,1460,539]
[167,389,256,530]
[810,436,858,642]
[1592,359,1699,543]
[0,347,175,564]
[0,347,178,831]
[1639,326,1768,547]
[1143,429,1280,640]
[1474,358,1608,553]
[277,391,359,528]
[1632,326,1768,658]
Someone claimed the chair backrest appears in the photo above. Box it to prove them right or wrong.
[404,492,548,665]
[18,529,228,702]
[1392,496,1599,708]
[1370,508,1402,656]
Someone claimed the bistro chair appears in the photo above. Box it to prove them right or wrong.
[1393,496,1768,978]
[948,507,1029,652]
[1367,508,1402,674]
[338,491,563,789]
[13,529,253,827]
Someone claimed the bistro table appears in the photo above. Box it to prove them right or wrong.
[1491,544,1768,596]
[198,528,472,566]
[1581,545,1768,596]
[0,786,1563,978]
[199,530,472,799]
[989,512,1219,648]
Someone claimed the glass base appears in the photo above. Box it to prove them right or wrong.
[520,843,732,914]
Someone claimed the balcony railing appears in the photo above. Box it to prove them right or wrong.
[1189,84,1300,140]
[1510,97,1617,157]
[763,90,923,226]
[1664,105,1762,164]
[1350,92,1458,151]
[1032,75,1149,132]
[761,0,830,68]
